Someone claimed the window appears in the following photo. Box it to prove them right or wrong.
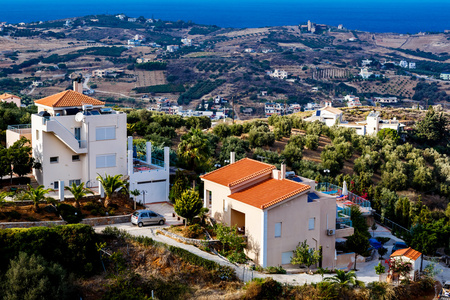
[53,181,59,189]
[96,154,116,168]
[308,218,315,230]
[96,126,116,141]
[50,156,58,163]
[69,179,81,186]
[36,130,39,140]
[140,212,148,218]
[275,222,282,238]
[223,199,228,212]
[72,155,80,162]
[74,127,81,140]
[207,190,212,206]
[281,251,293,264]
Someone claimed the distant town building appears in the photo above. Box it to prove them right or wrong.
[304,101,343,127]
[399,60,408,68]
[244,48,255,53]
[361,59,372,67]
[338,24,344,30]
[359,68,373,79]
[116,14,126,20]
[267,69,288,79]
[409,62,416,69]
[440,73,450,80]
[373,97,398,104]
[265,102,286,117]
[128,18,137,22]
[166,45,179,52]
[0,93,21,107]
[181,38,192,46]
[128,39,141,46]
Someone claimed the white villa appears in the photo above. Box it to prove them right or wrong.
[304,102,343,127]
[25,80,170,203]
[359,68,373,79]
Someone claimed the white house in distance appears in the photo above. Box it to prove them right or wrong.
[359,68,373,79]
[390,247,422,281]
[267,69,288,79]
[304,101,343,127]
[200,157,338,268]
[0,93,21,107]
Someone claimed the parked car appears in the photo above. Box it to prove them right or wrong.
[131,210,165,227]
[439,281,450,299]
[391,241,408,254]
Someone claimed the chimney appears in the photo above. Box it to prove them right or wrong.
[230,152,236,164]
[281,163,286,179]
[72,74,83,93]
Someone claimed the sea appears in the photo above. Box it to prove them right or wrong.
[1,0,450,34]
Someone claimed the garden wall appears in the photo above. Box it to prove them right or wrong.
[161,228,221,247]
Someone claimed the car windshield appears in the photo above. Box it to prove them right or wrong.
[444,284,450,289]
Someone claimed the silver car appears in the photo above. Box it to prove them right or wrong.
[131,210,165,227]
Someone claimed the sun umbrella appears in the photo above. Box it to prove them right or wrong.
[343,180,348,196]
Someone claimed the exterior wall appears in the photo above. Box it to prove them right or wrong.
[203,180,233,222]
[6,129,31,148]
[1,96,21,107]
[226,198,264,265]
[32,112,127,189]
[339,124,366,136]
[265,193,336,268]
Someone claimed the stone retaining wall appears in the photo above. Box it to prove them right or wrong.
[0,214,131,229]
[161,228,221,247]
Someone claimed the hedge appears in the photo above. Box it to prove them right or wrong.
[0,224,99,275]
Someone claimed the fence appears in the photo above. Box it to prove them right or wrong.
[372,211,411,236]
[315,182,371,208]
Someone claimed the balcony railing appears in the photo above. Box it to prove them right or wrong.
[316,182,371,209]
[7,124,31,133]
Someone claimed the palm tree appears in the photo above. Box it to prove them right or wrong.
[324,269,357,288]
[96,174,127,208]
[65,182,93,210]
[177,128,212,173]
[22,185,53,212]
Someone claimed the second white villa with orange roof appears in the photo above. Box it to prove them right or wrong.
[201,156,344,269]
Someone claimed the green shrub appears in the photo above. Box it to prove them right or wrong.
[57,203,83,223]
[2,252,76,300]
[186,224,203,238]
[0,224,99,275]
[264,265,287,274]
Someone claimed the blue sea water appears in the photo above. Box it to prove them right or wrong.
[0,0,449,34]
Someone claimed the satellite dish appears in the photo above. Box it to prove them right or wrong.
[75,112,85,122]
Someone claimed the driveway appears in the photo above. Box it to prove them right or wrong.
[93,218,449,285]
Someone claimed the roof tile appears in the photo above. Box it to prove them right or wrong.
[390,247,422,261]
[34,90,104,108]
[0,93,20,100]
[229,178,310,209]
[200,158,276,187]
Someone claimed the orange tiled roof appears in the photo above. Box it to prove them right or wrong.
[34,90,105,108]
[0,93,20,100]
[200,158,276,187]
[229,178,310,209]
[390,247,422,261]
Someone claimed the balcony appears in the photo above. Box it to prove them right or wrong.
[38,116,87,154]
[132,155,165,173]
[336,218,354,238]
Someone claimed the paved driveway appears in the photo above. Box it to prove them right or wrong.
[94,220,449,285]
